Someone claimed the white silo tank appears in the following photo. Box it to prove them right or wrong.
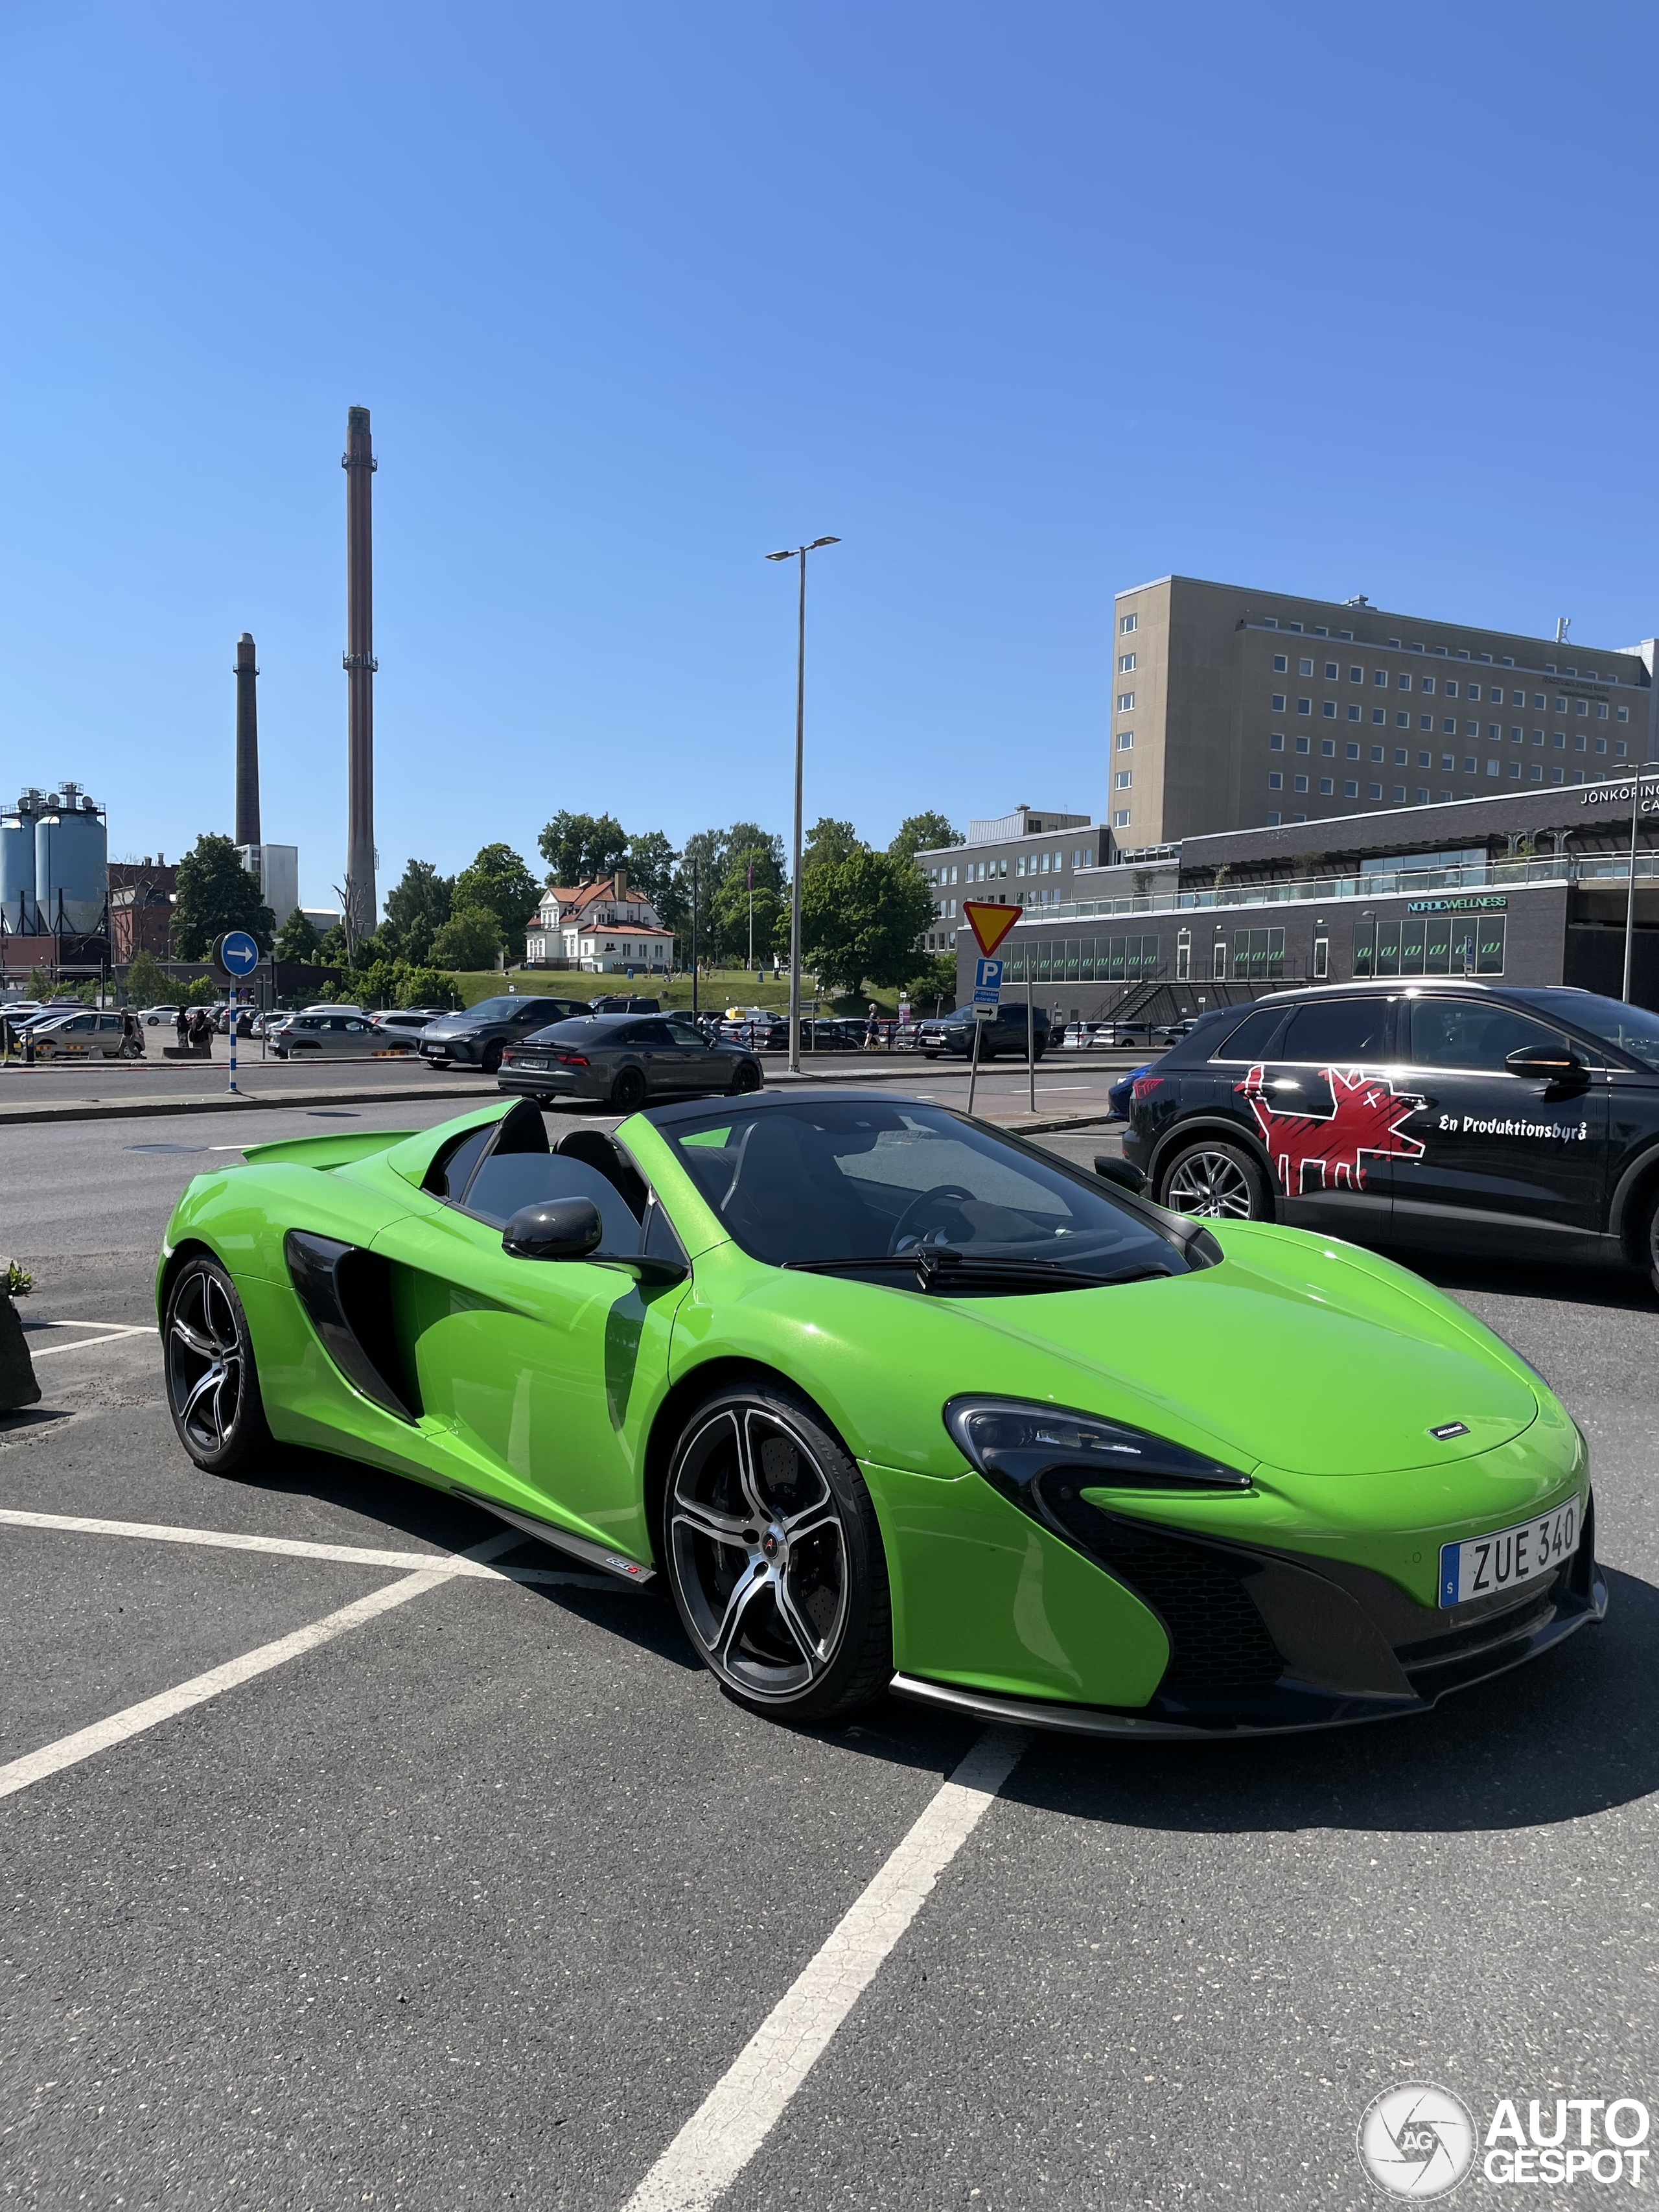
[35,786,108,935]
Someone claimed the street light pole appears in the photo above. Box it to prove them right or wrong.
[766,536,840,1072]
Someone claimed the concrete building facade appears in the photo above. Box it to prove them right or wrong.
[914,805,1104,952]
[1109,576,1659,848]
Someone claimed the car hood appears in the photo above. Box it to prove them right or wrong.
[423,1017,485,1036]
[722,1224,1543,1482]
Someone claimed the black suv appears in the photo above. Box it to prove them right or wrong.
[916,1003,1052,1059]
[419,994,590,1073]
[1122,981,1659,1287]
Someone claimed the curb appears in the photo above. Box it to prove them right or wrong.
[0,1081,486,1128]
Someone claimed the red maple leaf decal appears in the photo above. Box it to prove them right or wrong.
[1235,1063,1428,1196]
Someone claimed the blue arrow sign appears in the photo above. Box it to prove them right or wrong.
[217,929,260,978]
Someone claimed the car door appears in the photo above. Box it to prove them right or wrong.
[1226,995,1403,1236]
[1388,997,1610,1249]
[663,1016,728,1090]
[371,1125,689,1563]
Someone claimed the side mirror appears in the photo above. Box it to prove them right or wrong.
[1505,1043,1586,1078]
[1094,1154,1147,1195]
[502,1197,604,1261]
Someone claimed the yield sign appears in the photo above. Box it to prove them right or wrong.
[961,900,1019,958]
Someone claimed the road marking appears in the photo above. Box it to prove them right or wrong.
[27,1329,153,1358]
[0,1508,634,1589]
[622,1726,1028,2212]
[23,1320,151,1333]
[0,1528,524,1803]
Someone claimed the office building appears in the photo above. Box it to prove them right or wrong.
[960,771,1659,1018]
[237,843,300,930]
[1109,576,1659,846]
[914,806,1104,951]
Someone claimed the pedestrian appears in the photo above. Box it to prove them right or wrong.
[864,1002,880,1052]
[174,1005,189,1049]
[120,1007,144,1058]
[186,1005,211,1053]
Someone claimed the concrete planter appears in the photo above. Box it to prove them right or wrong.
[0,1295,40,1411]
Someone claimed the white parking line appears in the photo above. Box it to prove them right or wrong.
[0,1527,524,1803]
[0,1508,633,1589]
[622,1727,1028,2212]
[29,1328,153,1358]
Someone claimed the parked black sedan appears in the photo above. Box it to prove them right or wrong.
[418,994,590,1073]
[915,1003,1052,1059]
[496,1012,763,1111]
[1122,979,1659,1288]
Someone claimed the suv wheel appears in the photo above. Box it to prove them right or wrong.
[1158,1138,1270,1221]
[481,1040,505,1075]
[611,1064,647,1112]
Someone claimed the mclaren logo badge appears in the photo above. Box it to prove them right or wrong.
[1430,1422,1471,1441]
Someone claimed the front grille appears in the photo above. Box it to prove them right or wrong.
[1042,1491,1283,1689]
[1395,1578,1559,1670]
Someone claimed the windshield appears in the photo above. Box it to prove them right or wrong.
[1532,992,1659,1073]
[662,1100,1192,1285]
[458,997,530,1023]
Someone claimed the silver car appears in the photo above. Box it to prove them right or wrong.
[28,1011,135,1060]
[496,1012,762,1112]
[271,1012,413,1060]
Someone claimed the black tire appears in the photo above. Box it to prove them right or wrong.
[163,1254,272,1474]
[728,1059,763,1096]
[481,1041,505,1075]
[426,1058,450,1071]
[611,1064,648,1112]
[1640,1187,1659,1299]
[662,1379,892,1723]
[1157,1136,1271,1222]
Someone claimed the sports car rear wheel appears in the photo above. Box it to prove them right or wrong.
[1158,1138,1269,1221]
[664,1382,892,1722]
[163,1255,271,1473]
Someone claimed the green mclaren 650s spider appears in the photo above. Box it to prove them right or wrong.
[156,1089,1606,1736]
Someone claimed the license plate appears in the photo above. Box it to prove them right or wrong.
[515,1055,550,1071]
[1439,1496,1581,1607]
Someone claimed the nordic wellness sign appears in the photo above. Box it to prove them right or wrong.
[1405,894,1509,914]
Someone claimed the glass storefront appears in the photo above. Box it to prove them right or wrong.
[1354,911,1505,977]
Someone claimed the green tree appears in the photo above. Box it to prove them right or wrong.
[273,907,321,965]
[910,951,959,1014]
[26,968,52,999]
[800,847,936,999]
[396,965,458,1009]
[430,904,505,971]
[172,833,276,959]
[623,828,678,908]
[453,844,541,954]
[184,974,218,1007]
[712,847,786,966]
[382,859,454,963]
[353,958,400,1008]
[888,811,962,863]
[315,922,349,968]
[123,948,170,1007]
[76,979,99,1004]
[804,816,862,870]
[537,811,629,887]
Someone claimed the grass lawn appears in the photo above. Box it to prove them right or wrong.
[450,969,958,1018]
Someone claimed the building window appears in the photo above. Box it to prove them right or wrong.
[1393,786,1407,802]
[1417,751,1431,767]
[1212,938,1227,980]
[1268,771,1283,790]
[1266,811,1282,826]
[1398,675,1411,690]
[1323,701,1336,719]
[1396,713,1409,728]
[1271,693,1286,712]
[1299,658,1314,677]
[1269,732,1284,751]
[1176,929,1191,981]
[1118,729,1133,747]
[1297,699,1312,716]
[1595,736,1608,754]
[1394,749,1408,765]
[1347,704,1361,721]
[1293,774,1308,793]
[1419,717,1433,732]
[1120,612,1137,633]
[1441,752,1454,769]
[1313,934,1329,979]
[1295,735,1310,753]
[1416,788,1430,804]
[1346,741,1360,759]
[1552,767,1565,783]
[1530,763,1543,780]
[1321,738,1336,756]
[1464,756,1476,773]
[1509,762,1522,778]
[1597,702,1609,719]
[1117,692,1135,712]
[1113,809,1131,828]
[1324,662,1338,680]
[1489,725,1501,741]
[1466,721,1478,737]
[1373,708,1386,724]
[1618,706,1630,722]
[1446,681,1459,697]
[1575,732,1587,752]
[1349,666,1362,684]
[1369,784,1382,800]
[1421,678,1435,695]
[1370,747,1384,762]
[1487,758,1500,776]
[1343,780,1358,798]
[1442,719,1456,734]
[1319,778,1333,795]
[1577,700,1588,717]
[1273,654,1287,672]
[1113,769,1132,789]
[1554,732,1566,748]
[1118,653,1136,673]
[1374,669,1387,686]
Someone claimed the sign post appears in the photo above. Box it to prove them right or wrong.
[958,906,1017,1119]
[212,931,261,1096]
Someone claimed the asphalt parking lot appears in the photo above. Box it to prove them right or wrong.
[3,1090,1658,2209]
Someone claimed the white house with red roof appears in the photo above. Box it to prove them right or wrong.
[524,870,674,974]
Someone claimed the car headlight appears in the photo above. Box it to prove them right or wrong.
[943,1397,1251,1516]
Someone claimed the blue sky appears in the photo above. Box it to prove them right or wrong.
[3,1,1656,909]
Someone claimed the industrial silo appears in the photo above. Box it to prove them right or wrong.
[34,785,108,935]
[1,791,43,933]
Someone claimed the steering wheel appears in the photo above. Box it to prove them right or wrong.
[890,1183,976,1254]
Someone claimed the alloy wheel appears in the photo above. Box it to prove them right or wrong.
[668,1404,850,1701]
[166,1267,245,1454]
[1164,1148,1257,1218]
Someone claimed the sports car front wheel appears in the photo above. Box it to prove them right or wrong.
[163,1255,272,1473]
[663,1382,892,1723]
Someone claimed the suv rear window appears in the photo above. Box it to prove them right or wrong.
[1209,1005,1288,1062]
[1279,999,1389,1062]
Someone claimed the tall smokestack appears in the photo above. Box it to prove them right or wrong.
[342,404,377,940]
[234,633,261,846]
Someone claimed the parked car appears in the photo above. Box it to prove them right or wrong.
[1154,1016,1203,1045]
[419,994,592,1074]
[496,1012,763,1111]
[27,1010,137,1060]
[1095,1018,1163,1047]
[130,1004,181,1028]
[589,994,662,1015]
[272,1012,412,1060]
[915,1005,1052,1060]
[1106,1060,1157,1120]
[370,1009,444,1040]
[1062,1023,1103,1051]
[1122,981,1659,1291]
